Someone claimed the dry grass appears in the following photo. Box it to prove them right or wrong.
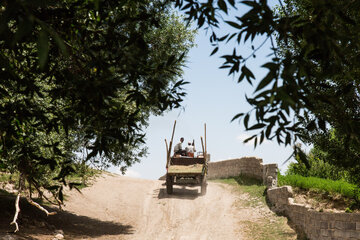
[214,176,298,240]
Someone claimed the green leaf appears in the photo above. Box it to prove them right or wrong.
[228,0,235,7]
[255,71,275,92]
[218,0,228,13]
[241,65,255,84]
[244,114,250,129]
[37,29,49,70]
[244,134,256,143]
[241,1,257,8]
[285,132,291,146]
[260,131,264,144]
[296,147,310,169]
[265,122,274,138]
[248,123,266,130]
[166,55,176,67]
[227,33,237,43]
[225,21,242,29]
[231,113,244,122]
[210,47,219,56]
[52,31,68,57]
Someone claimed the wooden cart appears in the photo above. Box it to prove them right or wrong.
[164,121,208,195]
[166,156,208,195]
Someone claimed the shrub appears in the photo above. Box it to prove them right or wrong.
[278,174,359,199]
[286,154,349,182]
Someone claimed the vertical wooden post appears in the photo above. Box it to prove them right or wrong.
[200,137,205,157]
[167,120,177,168]
[165,139,169,168]
[204,123,207,161]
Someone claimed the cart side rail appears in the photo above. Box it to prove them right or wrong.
[170,157,205,166]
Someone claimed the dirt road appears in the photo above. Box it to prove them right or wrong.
[64,173,243,240]
[1,172,296,240]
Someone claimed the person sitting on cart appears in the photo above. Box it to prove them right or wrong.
[185,141,196,157]
[174,137,187,156]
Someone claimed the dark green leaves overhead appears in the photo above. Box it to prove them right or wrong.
[174,0,360,155]
[0,0,195,208]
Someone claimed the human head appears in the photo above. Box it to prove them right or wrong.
[188,142,191,145]
[180,137,184,142]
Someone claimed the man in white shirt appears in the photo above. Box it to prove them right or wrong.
[174,137,186,156]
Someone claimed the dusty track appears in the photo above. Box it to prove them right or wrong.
[64,173,243,240]
[1,173,296,239]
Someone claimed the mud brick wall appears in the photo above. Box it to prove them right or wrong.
[207,157,278,186]
[267,186,360,240]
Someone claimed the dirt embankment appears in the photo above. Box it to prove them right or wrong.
[0,173,296,240]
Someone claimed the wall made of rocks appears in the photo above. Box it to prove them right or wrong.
[207,157,278,187]
[267,186,360,240]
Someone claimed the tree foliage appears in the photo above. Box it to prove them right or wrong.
[174,0,360,177]
[0,0,195,211]
[301,129,360,185]
[286,149,349,182]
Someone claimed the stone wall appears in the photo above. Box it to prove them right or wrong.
[207,157,278,187]
[267,186,360,240]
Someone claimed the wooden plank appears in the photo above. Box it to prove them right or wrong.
[170,157,205,165]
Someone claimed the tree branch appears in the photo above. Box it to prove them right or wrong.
[10,193,20,233]
[242,36,270,63]
[25,196,57,216]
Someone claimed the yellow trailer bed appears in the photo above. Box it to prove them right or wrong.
[166,157,207,195]
[167,164,204,175]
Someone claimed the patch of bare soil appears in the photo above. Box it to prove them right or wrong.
[1,173,296,239]
[215,182,297,240]
[292,188,355,213]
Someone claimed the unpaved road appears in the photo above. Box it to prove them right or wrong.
[1,173,296,240]
[64,173,243,240]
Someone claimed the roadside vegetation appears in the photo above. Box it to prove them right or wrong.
[215,176,297,240]
[281,144,360,211]
[217,175,266,207]
[0,165,101,195]
[278,174,358,200]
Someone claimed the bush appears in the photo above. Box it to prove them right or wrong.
[286,154,349,182]
[301,129,360,186]
[278,174,359,199]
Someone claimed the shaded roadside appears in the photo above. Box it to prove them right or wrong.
[0,194,133,239]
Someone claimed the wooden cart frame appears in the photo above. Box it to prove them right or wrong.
[165,121,208,195]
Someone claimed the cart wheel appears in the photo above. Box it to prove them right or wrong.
[201,176,207,195]
[166,175,173,194]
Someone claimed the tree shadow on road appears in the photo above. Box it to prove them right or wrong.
[156,186,201,200]
[0,194,134,239]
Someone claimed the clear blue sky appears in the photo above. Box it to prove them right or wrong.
[110,2,304,179]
